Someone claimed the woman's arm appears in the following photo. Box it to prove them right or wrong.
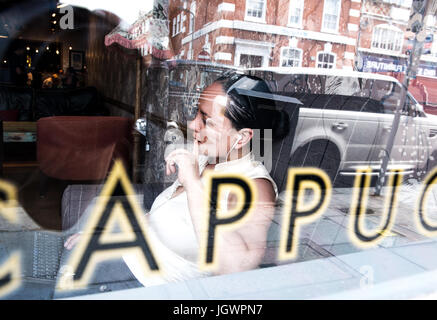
[165,146,275,275]
[208,178,275,275]
[184,177,275,275]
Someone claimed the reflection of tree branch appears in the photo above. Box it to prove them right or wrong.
[303,1,323,28]
[153,4,167,20]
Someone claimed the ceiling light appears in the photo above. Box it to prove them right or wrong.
[52,13,56,17]
[57,3,69,8]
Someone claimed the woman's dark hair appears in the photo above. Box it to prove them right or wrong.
[215,72,290,140]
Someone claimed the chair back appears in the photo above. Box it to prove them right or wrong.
[37,116,133,181]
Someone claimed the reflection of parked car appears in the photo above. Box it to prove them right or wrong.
[247,67,437,185]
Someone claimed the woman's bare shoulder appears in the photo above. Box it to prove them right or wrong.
[253,178,276,203]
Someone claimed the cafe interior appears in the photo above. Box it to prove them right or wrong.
[0,0,160,231]
[4,0,437,301]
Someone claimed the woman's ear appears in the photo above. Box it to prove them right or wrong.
[235,128,253,149]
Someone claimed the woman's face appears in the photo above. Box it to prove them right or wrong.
[188,82,238,160]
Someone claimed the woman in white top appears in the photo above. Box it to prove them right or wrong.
[63,72,290,286]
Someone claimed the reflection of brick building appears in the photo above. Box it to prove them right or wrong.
[168,0,437,69]
[168,0,437,105]
[169,0,363,70]
[105,10,172,60]
[356,0,437,78]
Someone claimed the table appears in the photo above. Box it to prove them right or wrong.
[1,121,37,168]
[3,121,37,142]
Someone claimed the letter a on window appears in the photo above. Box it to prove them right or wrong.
[57,160,160,291]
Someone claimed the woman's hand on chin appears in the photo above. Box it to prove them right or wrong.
[165,140,201,187]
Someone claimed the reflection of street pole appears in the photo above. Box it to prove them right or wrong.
[133,52,142,183]
[374,0,434,196]
[354,0,366,71]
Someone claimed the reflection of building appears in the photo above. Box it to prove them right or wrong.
[104,10,171,59]
[169,0,437,105]
[105,11,153,55]
[169,0,362,70]
[357,0,437,79]
[168,0,437,71]
[130,11,154,56]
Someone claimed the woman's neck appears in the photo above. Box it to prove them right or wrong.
[216,148,251,164]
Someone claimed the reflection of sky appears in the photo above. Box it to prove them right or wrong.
[61,0,154,24]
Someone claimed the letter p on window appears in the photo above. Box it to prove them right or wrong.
[199,172,257,272]
[278,168,332,261]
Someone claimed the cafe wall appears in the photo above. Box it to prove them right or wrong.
[85,12,173,186]
[86,13,137,115]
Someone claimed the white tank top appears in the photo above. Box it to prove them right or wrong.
[123,152,278,287]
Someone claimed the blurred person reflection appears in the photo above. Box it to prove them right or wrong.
[13,65,27,86]
[61,73,290,287]
[64,67,78,88]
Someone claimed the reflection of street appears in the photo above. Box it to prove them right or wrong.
[264,179,429,266]
[2,176,437,299]
[0,207,60,299]
[60,178,437,300]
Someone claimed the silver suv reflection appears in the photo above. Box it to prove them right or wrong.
[248,67,437,185]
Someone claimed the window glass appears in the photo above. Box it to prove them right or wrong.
[281,48,302,67]
[246,0,266,19]
[371,25,403,53]
[2,0,437,302]
[322,0,340,32]
[189,2,196,33]
[289,0,304,27]
[371,80,402,114]
[317,52,336,68]
[325,76,361,96]
[342,96,382,113]
[176,14,180,34]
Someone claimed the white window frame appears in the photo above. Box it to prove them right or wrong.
[181,13,186,33]
[280,47,302,67]
[244,0,267,23]
[188,41,193,60]
[316,51,336,68]
[234,39,273,67]
[176,14,181,34]
[371,24,404,54]
[288,0,304,28]
[382,0,412,7]
[172,18,176,36]
[321,0,341,33]
[189,2,196,34]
